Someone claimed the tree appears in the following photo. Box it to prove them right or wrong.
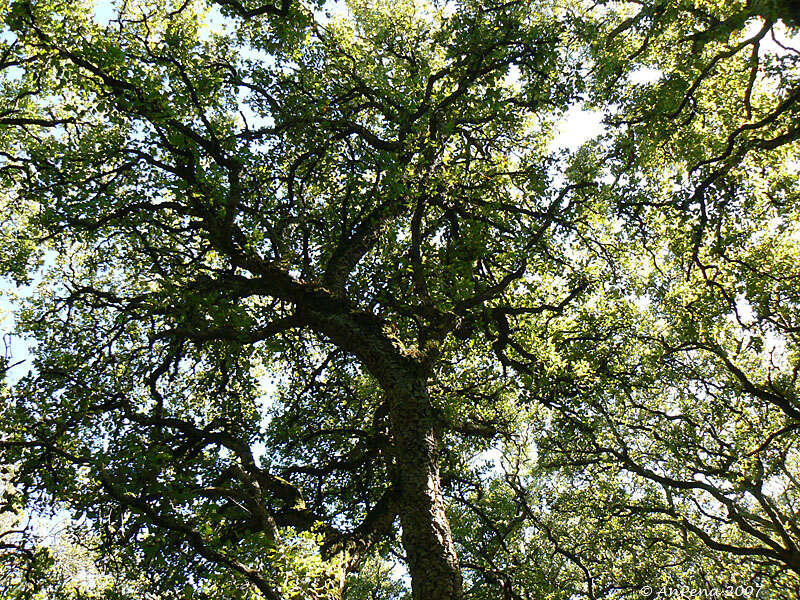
[0,0,798,599]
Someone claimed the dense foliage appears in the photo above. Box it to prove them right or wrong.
[1,0,799,598]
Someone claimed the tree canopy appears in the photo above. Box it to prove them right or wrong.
[0,0,799,598]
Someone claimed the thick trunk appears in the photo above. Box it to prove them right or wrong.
[308,311,462,599]
[386,374,463,600]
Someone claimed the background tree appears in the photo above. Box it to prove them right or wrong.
[0,0,798,599]
[463,1,800,596]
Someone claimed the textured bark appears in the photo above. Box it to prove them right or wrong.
[308,310,463,600]
[384,371,463,600]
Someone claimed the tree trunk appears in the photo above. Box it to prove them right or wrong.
[309,312,462,599]
[385,372,463,600]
